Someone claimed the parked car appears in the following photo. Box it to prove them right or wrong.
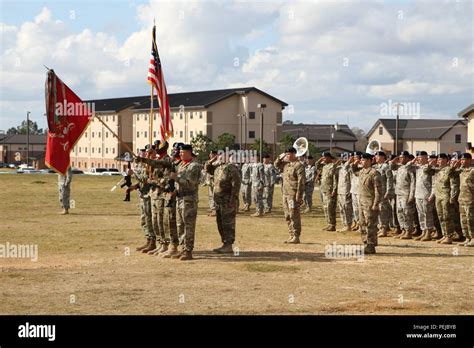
[39,169,55,174]
[17,167,41,174]
[71,168,84,175]
[86,167,121,176]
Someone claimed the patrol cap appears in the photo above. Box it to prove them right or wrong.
[438,153,448,159]
[400,150,410,156]
[361,153,373,160]
[322,151,334,158]
[375,151,386,157]
[285,147,297,154]
[460,152,472,159]
[418,151,428,156]
[181,144,193,152]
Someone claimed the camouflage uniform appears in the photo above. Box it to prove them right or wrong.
[336,161,353,227]
[317,162,338,228]
[432,166,459,238]
[263,163,277,213]
[389,168,400,230]
[205,160,241,245]
[135,163,155,241]
[150,167,166,244]
[391,163,416,234]
[250,162,265,214]
[450,174,463,237]
[410,163,435,232]
[58,167,73,210]
[353,166,382,248]
[205,171,216,211]
[350,168,360,224]
[275,156,306,239]
[458,166,474,242]
[374,163,394,232]
[304,164,317,210]
[240,163,252,210]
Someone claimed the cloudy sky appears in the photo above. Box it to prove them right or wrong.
[1,0,472,132]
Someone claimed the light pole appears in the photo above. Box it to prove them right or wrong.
[26,111,30,166]
[272,128,276,159]
[393,103,403,155]
[0,130,5,164]
[329,123,339,154]
[257,103,267,160]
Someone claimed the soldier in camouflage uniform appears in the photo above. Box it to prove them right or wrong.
[374,151,394,237]
[349,151,363,231]
[388,154,401,234]
[316,152,338,231]
[133,150,157,253]
[205,150,218,216]
[455,153,474,247]
[240,162,252,212]
[275,147,306,243]
[405,151,436,242]
[351,153,382,254]
[336,154,353,232]
[250,156,265,217]
[262,154,277,213]
[431,153,459,244]
[205,152,241,253]
[303,156,317,213]
[390,151,416,239]
[58,166,73,215]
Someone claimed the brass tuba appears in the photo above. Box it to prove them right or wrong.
[366,139,381,155]
[293,137,309,157]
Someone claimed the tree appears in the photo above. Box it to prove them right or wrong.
[351,127,367,152]
[249,139,272,157]
[215,133,238,151]
[282,120,294,125]
[7,120,45,135]
[278,133,296,153]
[191,134,215,163]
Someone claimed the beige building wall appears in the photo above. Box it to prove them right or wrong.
[465,111,474,152]
[438,124,467,153]
[367,122,395,153]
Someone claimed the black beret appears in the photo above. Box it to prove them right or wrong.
[429,154,438,159]
[307,155,314,160]
[154,140,161,146]
[181,144,193,151]
[262,153,270,159]
[418,151,428,156]
[362,153,373,159]
[322,151,333,158]
[400,151,410,156]
[438,153,448,159]
[139,148,146,152]
[375,151,386,157]
[408,154,415,160]
[389,154,397,160]
[145,144,151,150]
[285,147,297,153]
[355,151,363,157]
[210,150,218,155]
[460,152,472,159]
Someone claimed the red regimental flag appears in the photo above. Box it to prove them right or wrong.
[45,70,92,175]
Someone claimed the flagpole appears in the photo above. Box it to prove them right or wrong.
[150,85,154,147]
[93,114,136,158]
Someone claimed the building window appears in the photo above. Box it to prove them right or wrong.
[153,131,157,138]
[137,131,140,138]
[98,148,101,153]
[98,132,101,138]
[112,148,115,154]
[190,112,193,119]
[92,132,94,138]
[455,134,461,143]
[249,112,255,119]
[137,115,140,121]
[249,131,255,139]
[180,130,183,138]
[154,114,157,121]
[106,132,108,138]
[85,147,87,153]
[78,162,81,168]
[105,148,108,154]
[190,131,194,138]
[112,116,115,122]
[106,116,108,122]
[92,148,95,154]
[105,163,108,169]
[91,163,94,168]
[112,163,115,169]
[72,161,75,167]
[199,112,202,119]
[85,132,88,138]
[145,115,148,121]
[180,113,183,120]
[379,126,383,135]
[199,130,203,135]
[79,147,81,153]
[144,131,148,138]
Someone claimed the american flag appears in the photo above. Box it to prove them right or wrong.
[147,24,173,140]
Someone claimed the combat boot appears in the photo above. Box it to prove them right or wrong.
[142,239,156,253]
[452,232,465,242]
[283,236,294,243]
[440,236,453,244]
[216,244,233,254]
[351,222,359,231]
[303,207,311,214]
[437,236,446,243]
[432,229,443,240]
[390,227,402,236]
[464,239,474,247]
[457,238,470,246]
[157,243,168,254]
[213,244,226,253]
[161,244,179,258]
[251,211,263,217]
[180,251,193,261]
[60,209,69,215]
[287,236,300,244]
[136,239,150,251]
[401,230,413,239]
[338,225,352,233]
[420,230,432,241]
[414,230,426,241]
[394,229,405,239]
[171,249,186,259]
[364,244,376,254]
[208,210,216,217]
[147,243,163,255]
[377,227,389,237]
[412,229,422,238]
[326,225,336,232]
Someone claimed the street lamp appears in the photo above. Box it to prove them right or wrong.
[257,103,267,160]
[393,103,404,155]
[26,111,30,166]
[329,123,339,154]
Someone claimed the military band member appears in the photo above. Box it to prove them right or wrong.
[262,154,277,214]
[336,154,353,232]
[206,150,218,216]
[58,166,73,215]
[374,151,394,237]
[275,147,306,243]
[205,151,241,253]
[349,151,363,231]
[250,156,265,217]
[455,153,474,247]
[303,156,317,213]
[240,161,252,212]
[317,152,338,231]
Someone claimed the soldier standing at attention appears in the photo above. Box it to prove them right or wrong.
[316,152,338,231]
[240,161,252,212]
[351,153,382,254]
[303,156,317,213]
[374,151,394,238]
[455,153,474,247]
[206,150,218,217]
[262,154,277,214]
[335,154,353,232]
[58,166,73,215]
[431,153,459,245]
[205,151,241,253]
[390,151,416,239]
[275,147,305,243]
[349,151,363,231]
[388,154,401,235]
[168,144,202,261]
[250,155,265,217]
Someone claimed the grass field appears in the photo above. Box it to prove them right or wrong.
[0,171,472,315]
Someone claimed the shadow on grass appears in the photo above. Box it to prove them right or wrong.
[193,250,331,262]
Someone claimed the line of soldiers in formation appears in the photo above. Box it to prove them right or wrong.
[126,140,473,260]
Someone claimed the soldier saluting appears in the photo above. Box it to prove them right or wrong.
[275,147,306,244]
[205,150,241,254]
